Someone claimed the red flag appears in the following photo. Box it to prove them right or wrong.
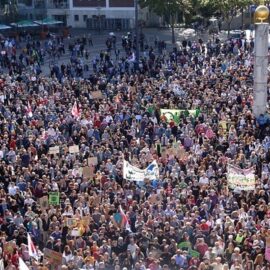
[71,101,81,119]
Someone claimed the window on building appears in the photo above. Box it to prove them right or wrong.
[74,15,79,21]
[83,15,88,22]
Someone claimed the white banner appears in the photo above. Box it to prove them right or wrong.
[227,164,255,191]
[123,160,159,182]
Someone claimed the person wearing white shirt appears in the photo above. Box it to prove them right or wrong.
[8,182,18,196]
[199,173,209,185]
[24,195,35,206]
[127,238,139,259]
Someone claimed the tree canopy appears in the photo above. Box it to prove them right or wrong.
[139,0,192,17]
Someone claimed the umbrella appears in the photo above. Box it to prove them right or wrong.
[109,32,115,36]
[0,24,11,30]
[34,18,63,26]
[11,20,38,28]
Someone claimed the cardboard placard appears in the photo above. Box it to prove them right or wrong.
[71,229,80,237]
[69,145,79,154]
[49,146,60,155]
[88,157,98,166]
[91,90,104,99]
[49,192,60,205]
[43,248,62,266]
[82,166,91,178]
[66,218,78,228]
[39,196,49,210]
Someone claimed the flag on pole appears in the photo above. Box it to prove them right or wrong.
[26,101,33,118]
[19,257,30,270]
[71,101,81,119]
[119,206,131,232]
[27,233,39,261]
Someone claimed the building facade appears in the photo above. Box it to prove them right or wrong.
[15,0,157,29]
[47,0,138,30]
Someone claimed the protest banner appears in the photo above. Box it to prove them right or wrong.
[219,120,228,135]
[178,241,192,250]
[160,109,200,124]
[189,249,200,258]
[39,196,49,210]
[43,248,62,266]
[71,229,81,237]
[88,157,98,166]
[91,91,104,99]
[66,218,77,228]
[123,160,159,181]
[69,145,79,154]
[227,164,255,191]
[82,166,91,178]
[49,192,60,205]
[49,146,60,155]
[160,109,182,124]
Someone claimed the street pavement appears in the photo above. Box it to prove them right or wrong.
[16,27,228,76]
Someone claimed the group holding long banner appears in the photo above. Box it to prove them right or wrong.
[227,164,255,191]
[160,109,200,124]
[123,160,159,182]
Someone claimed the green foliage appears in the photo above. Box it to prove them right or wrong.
[201,0,252,19]
[139,0,192,17]
[2,0,18,23]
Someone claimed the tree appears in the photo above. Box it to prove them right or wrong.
[2,0,18,23]
[202,0,252,34]
[139,0,192,44]
[186,0,217,25]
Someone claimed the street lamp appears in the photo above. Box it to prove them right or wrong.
[96,6,101,33]
[135,0,139,63]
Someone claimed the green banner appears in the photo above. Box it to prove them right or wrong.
[189,249,200,258]
[49,192,60,205]
[178,241,192,250]
[160,109,200,124]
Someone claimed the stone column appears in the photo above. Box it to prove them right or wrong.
[253,23,269,117]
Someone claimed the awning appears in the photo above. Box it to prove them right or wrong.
[34,18,63,26]
[11,20,39,28]
[0,24,11,30]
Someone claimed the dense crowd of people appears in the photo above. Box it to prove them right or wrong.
[0,28,270,270]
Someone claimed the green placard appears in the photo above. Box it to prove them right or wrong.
[189,249,200,258]
[49,192,60,205]
[178,241,192,250]
[160,109,201,124]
